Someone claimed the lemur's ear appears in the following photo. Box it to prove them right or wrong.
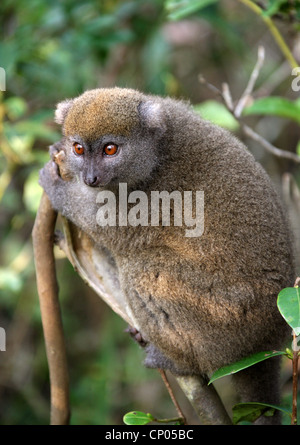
[54,99,74,125]
[138,100,166,134]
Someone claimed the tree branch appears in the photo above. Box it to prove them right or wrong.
[291,330,299,425]
[241,123,300,163]
[176,375,232,425]
[158,369,186,424]
[234,46,265,118]
[199,46,300,164]
[32,192,70,425]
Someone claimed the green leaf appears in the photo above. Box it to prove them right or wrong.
[277,287,300,335]
[123,411,154,425]
[208,350,286,384]
[166,0,219,21]
[194,100,239,130]
[232,402,291,425]
[243,97,300,124]
[262,0,286,17]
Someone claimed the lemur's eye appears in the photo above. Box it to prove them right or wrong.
[73,142,84,155]
[103,143,118,156]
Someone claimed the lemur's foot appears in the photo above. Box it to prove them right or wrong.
[125,326,147,347]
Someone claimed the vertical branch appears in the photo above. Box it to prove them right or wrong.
[176,375,232,425]
[158,369,186,424]
[291,277,300,425]
[291,331,298,425]
[32,191,70,425]
[234,46,265,118]
[291,276,300,425]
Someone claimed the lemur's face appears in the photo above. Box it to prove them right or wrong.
[54,88,163,188]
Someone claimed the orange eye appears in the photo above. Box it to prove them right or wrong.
[73,142,84,155]
[103,143,118,156]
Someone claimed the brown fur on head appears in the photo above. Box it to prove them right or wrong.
[55,88,143,141]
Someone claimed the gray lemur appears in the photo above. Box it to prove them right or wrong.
[39,87,295,424]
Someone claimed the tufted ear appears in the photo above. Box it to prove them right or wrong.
[54,99,74,125]
[138,100,166,134]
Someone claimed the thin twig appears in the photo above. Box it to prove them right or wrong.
[199,60,300,164]
[238,0,298,69]
[294,277,300,288]
[291,277,300,425]
[291,331,299,425]
[234,46,265,118]
[222,83,234,111]
[241,123,300,163]
[158,369,186,424]
[198,75,223,99]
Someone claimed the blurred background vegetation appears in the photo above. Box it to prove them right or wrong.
[0,0,299,425]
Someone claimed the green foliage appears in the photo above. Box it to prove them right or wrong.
[165,0,300,22]
[123,410,183,425]
[262,0,300,20]
[0,0,169,102]
[194,100,239,130]
[208,350,286,385]
[165,0,219,20]
[123,411,155,425]
[277,287,300,335]
[232,402,291,425]
[262,0,287,17]
[243,97,300,125]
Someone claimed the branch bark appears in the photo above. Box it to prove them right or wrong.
[176,375,232,425]
[199,46,300,165]
[32,192,70,425]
